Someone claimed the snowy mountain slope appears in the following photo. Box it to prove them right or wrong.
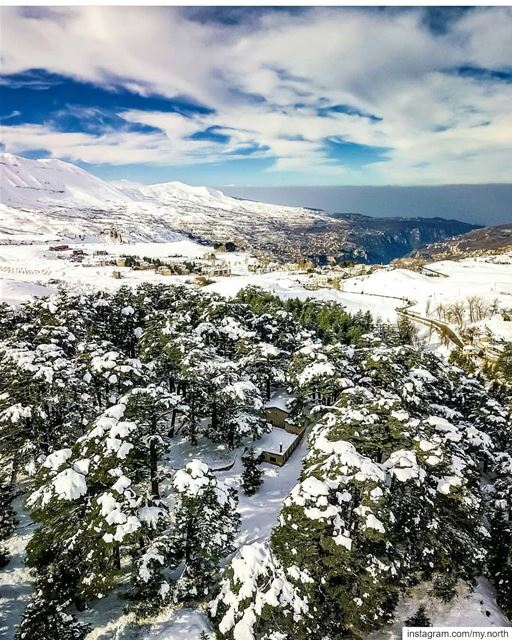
[113,178,232,207]
[0,153,130,209]
[0,153,332,247]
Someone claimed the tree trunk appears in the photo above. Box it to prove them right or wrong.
[168,408,177,438]
[190,394,197,445]
[113,544,121,570]
[150,438,159,498]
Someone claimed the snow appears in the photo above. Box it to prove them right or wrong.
[68,428,309,639]
[2,151,511,639]
[52,467,88,501]
[437,475,463,495]
[42,448,72,470]
[173,459,212,497]
[0,153,131,210]
[297,361,336,387]
[0,495,35,639]
[0,278,56,306]
[136,608,212,639]
[385,449,425,483]
[211,541,309,639]
[254,428,298,456]
[0,152,325,246]
[263,389,293,413]
[371,577,510,638]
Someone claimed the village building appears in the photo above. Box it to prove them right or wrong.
[157,266,173,276]
[259,390,307,465]
[255,428,300,466]
[132,261,154,271]
[263,389,293,429]
[201,262,231,277]
[313,272,342,289]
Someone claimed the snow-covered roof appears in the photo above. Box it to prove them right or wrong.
[255,427,298,456]
[263,389,293,413]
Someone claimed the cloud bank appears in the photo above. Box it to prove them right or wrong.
[1,6,511,185]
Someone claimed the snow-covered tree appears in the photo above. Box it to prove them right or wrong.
[0,468,17,567]
[15,587,90,640]
[241,448,263,496]
[0,338,85,475]
[210,542,313,640]
[26,401,166,603]
[405,605,431,627]
[172,460,240,601]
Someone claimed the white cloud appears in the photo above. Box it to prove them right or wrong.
[1,6,511,184]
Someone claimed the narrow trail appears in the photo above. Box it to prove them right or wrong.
[397,303,465,348]
[340,284,465,349]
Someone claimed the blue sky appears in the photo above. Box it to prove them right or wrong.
[1,6,511,186]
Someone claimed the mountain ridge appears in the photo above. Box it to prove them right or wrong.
[0,153,480,263]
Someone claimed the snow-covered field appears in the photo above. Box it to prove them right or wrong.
[0,240,252,304]
[343,258,512,315]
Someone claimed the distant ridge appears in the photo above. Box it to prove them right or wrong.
[0,153,480,263]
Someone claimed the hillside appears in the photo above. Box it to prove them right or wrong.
[412,224,512,261]
[1,153,478,263]
[330,212,481,263]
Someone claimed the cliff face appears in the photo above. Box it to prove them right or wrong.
[411,224,512,260]
[319,213,481,264]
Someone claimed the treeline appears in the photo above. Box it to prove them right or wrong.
[237,286,418,347]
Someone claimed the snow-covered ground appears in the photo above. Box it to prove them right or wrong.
[343,258,512,316]
[0,241,254,303]
[0,494,37,639]
[372,577,510,638]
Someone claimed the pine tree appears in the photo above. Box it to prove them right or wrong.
[495,342,512,382]
[15,589,90,640]
[397,315,417,346]
[0,469,17,567]
[125,536,175,618]
[241,448,263,495]
[124,385,181,497]
[430,574,458,603]
[26,400,158,604]
[0,338,85,476]
[172,460,240,601]
[405,605,431,627]
[489,452,512,617]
